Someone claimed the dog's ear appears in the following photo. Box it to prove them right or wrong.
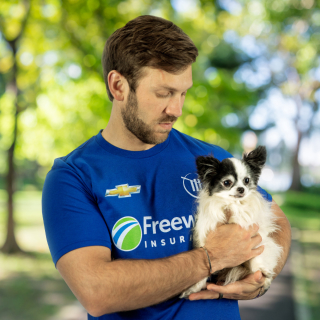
[243,146,266,182]
[196,155,221,183]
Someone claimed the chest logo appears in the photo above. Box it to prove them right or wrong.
[112,217,142,251]
[181,173,202,198]
[105,184,141,198]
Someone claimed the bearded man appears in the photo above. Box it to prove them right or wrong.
[42,15,291,320]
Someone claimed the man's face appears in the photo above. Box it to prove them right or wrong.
[121,65,193,145]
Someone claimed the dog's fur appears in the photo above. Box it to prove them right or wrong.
[180,146,282,298]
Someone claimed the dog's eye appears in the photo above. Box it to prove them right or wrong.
[223,180,232,187]
[244,178,250,184]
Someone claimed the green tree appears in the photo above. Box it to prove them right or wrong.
[197,0,320,191]
[0,0,30,253]
[1,0,320,254]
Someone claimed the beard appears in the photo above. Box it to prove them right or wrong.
[121,90,177,145]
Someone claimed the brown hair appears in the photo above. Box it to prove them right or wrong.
[102,15,198,101]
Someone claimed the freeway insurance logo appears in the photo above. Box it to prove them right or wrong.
[112,217,142,251]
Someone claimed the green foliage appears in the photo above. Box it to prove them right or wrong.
[274,191,320,230]
[282,190,320,211]
[0,0,319,188]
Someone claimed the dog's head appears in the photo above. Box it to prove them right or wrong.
[196,146,266,199]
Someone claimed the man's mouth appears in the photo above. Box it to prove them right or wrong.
[159,122,174,130]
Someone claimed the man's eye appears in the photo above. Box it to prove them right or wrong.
[244,178,250,184]
[157,93,170,98]
[223,180,232,187]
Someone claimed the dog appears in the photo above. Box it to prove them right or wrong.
[180,146,282,298]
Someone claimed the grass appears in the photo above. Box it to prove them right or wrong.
[0,189,319,319]
[273,191,320,230]
[0,190,86,320]
[291,240,320,320]
[273,190,320,320]
[0,253,77,320]
[0,190,43,227]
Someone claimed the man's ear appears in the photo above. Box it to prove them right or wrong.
[108,70,128,101]
[196,155,220,184]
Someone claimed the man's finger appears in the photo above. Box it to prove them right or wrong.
[252,270,264,283]
[207,282,241,294]
[248,223,259,236]
[207,271,266,294]
[251,245,264,257]
[251,233,262,247]
[241,270,266,286]
[188,290,220,301]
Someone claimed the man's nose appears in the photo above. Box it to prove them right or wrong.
[165,96,183,118]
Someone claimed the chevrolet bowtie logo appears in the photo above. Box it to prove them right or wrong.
[105,184,141,198]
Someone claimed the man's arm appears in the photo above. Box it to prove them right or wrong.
[269,200,292,276]
[56,224,263,317]
[189,200,292,301]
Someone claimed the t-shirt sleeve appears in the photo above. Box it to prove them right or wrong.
[42,160,112,267]
[257,185,272,202]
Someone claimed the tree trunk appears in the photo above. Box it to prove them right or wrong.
[289,128,302,191]
[0,1,30,254]
[1,128,22,254]
[1,39,23,254]
[289,92,303,192]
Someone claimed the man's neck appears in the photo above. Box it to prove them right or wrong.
[102,114,155,152]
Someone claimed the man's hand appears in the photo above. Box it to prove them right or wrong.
[188,270,265,301]
[204,224,264,272]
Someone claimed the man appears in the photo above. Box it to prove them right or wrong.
[42,15,291,319]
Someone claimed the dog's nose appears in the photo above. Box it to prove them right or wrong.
[237,187,244,194]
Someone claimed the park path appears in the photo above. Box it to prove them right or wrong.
[239,259,296,320]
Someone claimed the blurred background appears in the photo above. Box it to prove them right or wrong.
[0,0,319,319]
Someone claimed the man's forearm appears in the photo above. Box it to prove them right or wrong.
[270,201,292,277]
[98,249,210,314]
[60,247,211,317]
[58,222,266,314]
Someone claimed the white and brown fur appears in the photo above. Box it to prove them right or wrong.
[180,146,282,298]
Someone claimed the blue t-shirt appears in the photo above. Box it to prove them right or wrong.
[42,128,271,320]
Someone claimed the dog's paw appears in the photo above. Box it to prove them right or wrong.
[263,276,272,290]
[179,290,190,299]
[179,278,207,299]
[259,269,274,290]
[180,286,198,299]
